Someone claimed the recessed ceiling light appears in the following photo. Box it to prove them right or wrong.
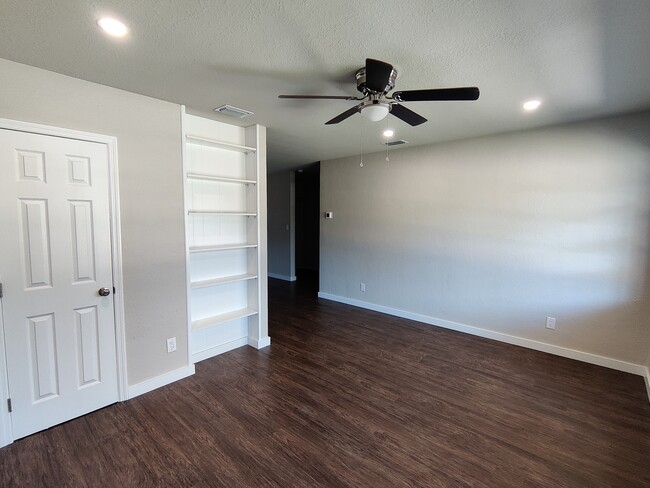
[383,129,394,138]
[523,99,542,111]
[97,17,128,38]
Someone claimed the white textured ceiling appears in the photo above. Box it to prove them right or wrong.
[1,1,649,171]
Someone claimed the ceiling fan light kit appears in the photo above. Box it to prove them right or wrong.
[279,58,480,127]
[360,101,390,121]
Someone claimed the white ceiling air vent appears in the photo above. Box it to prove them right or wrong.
[383,140,409,146]
[213,104,254,118]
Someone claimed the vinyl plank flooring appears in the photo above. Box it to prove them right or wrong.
[0,278,649,487]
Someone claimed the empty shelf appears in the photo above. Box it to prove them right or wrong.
[186,173,256,185]
[188,210,257,216]
[186,134,256,153]
[191,273,258,289]
[192,308,258,330]
[189,244,258,253]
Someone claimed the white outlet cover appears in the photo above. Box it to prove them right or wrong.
[167,337,177,353]
[545,317,556,330]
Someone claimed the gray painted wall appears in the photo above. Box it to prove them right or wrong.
[0,58,188,385]
[320,112,650,366]
[267,171,295,280]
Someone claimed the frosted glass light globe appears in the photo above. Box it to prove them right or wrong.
[361,103,389,122]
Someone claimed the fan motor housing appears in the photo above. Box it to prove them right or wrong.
[355,67,397,95]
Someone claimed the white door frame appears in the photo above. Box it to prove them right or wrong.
[0,118,128,447]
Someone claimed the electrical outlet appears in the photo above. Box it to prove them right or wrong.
[166,337,177,353]
[545,317,556,330]
[360,282,366,292]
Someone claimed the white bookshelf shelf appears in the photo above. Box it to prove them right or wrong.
[186,173,256,185]
[188,210,257,216]
[189,243,257,253]
[192,308,258,330]
[191,273,258,289]
[186,134,256,153]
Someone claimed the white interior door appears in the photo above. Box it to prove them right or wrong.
[0,129,118,440]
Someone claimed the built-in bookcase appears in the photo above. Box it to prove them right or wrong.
[182,109,269,363]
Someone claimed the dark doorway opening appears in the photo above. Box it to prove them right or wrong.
[294,162,320,293]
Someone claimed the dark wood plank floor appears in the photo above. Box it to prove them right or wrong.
[1,278,649,487]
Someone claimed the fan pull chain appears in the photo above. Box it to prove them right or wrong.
[386,145,390,162]
[360,117,364,167]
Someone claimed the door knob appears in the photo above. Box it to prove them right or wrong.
[98,287,111,297]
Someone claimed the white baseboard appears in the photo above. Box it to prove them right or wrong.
[191,337,248,364]
[127,364,195,400]
[249,336,271,349]
[318,292,649,383]
[269,273,297,282]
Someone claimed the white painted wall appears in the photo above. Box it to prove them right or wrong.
[267,171,295,281]
[0,58,188,385]
[320,112,650,366]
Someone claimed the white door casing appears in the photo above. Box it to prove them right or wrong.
[0,122,126,443]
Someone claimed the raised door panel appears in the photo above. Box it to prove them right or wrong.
[18,199,52,289]
[69,201,96,283]
[28,313,59,401]
[16,150,46,182]
[75,306,100,387]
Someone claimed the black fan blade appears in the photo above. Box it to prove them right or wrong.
[390,104,427,126]
[325,103,363,125]
[279,94,360,100]
[392,87,480,102]
[366,58,394,93]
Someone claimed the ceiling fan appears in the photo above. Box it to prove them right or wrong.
[279,58,479,126]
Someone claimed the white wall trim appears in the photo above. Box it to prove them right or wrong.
[248,124,269,345]
[106,133,129,403]
[180,106,194,372]
[0,300,14,447]
[0,117,129,446]
[249,336,271,349]
[318,292,649,381]
[191,337,249,363]
[0,118,118,146]
[268,273,297,282]
[127,364,195,400]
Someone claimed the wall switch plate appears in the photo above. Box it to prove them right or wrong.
[167,337,177,353]
[360,282,366,292]
[546,317,556,330]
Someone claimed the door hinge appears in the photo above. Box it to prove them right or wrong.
[7,398,11,413]
[113,286,116,294]
[0,282,3,298]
